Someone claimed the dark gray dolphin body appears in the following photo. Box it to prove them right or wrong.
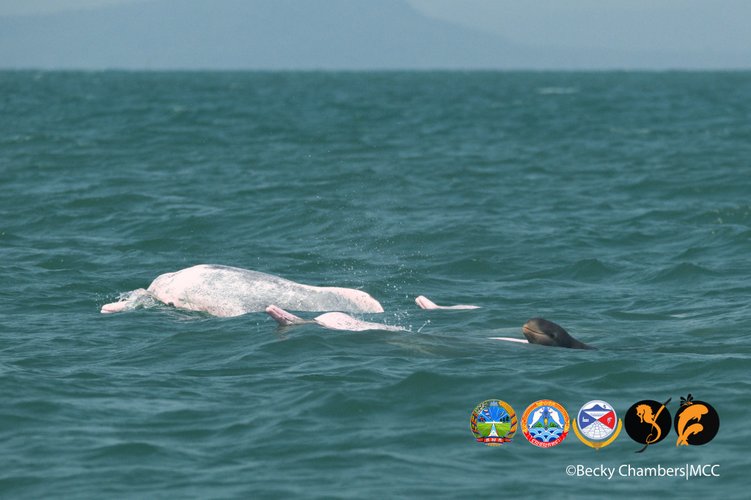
[522,318,594,349]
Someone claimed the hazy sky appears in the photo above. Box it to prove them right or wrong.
[2,0,749,60]
[412,0,751,53]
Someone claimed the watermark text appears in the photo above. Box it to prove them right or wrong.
[565,464,720,480]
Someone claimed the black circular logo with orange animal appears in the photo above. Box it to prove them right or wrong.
[624,398,672,452]
[673,394,719,446]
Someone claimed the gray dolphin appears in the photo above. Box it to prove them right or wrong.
[521,318,594,349]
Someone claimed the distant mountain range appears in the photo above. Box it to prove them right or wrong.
[1,0,748,70]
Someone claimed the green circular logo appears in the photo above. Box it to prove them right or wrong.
[470,399,517,446]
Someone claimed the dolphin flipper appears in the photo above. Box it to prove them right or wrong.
[265,305,311,326]
[265,306,405,332]
[415,295,479,310]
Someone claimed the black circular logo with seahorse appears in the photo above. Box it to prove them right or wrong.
[624,399,672,452]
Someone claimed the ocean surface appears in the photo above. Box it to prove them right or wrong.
[1,71,749,498]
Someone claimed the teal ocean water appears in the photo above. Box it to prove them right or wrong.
[1,71,749,498]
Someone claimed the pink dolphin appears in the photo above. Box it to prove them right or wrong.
[101,264,384,317]
[265,305,405,332]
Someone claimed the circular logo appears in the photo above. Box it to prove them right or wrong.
[573,400,622,449]
[521,399,570,448]
[624,399,672,451]
[674,394,719,446]
[470,399,517,446]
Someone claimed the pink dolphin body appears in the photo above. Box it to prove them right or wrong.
[266,295,480,332]
[415,295,480,310]
[265,305,405,332]
[101,264,384,317]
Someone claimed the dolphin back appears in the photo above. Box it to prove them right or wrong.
[147,264,382,316]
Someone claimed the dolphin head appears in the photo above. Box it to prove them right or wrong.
[522,318,594,349]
